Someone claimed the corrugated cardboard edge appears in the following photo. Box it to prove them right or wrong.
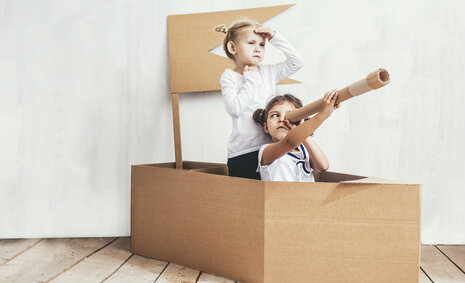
[341,176,419,185]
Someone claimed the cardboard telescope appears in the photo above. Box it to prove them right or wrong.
[285,69,390,122]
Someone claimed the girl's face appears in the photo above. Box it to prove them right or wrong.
[229,28,266,68]
[264,101,297,142]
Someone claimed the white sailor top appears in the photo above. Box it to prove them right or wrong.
[257,144,315,182]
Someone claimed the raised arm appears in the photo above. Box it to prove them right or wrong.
[266,31,305,83]
[261,90,339,166]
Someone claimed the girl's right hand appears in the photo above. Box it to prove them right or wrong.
[244,65,257,72]
[254,27,276,40]
[320,89,340,117]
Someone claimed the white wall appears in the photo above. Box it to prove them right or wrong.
[1,0,464,243]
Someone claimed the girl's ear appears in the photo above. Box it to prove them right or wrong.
[227,41,236,55]
[264,122,269,134]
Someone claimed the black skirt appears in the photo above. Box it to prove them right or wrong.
[227,150,261,180]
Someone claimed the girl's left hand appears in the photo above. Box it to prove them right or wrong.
[320,89,340,117]
[254,27,276,40]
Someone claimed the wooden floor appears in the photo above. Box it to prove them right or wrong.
[0,238,464,282]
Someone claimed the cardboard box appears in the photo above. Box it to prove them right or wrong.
[131,162,421,282]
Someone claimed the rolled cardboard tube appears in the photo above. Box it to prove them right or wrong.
[285,69,390,123]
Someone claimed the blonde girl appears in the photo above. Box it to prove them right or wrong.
[216,20,304,179]
[253,91,340,181]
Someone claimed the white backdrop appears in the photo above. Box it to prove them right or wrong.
[1,0,464,244]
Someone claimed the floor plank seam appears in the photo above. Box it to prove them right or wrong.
[0,239,42,268]
[420,266,434,283]
[45,237,119,282]
[153,261,170,282]
[101,253,134,282]
[435,245,465,275]
[195,271,203,282]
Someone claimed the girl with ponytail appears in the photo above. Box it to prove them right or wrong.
[254,91,340,182]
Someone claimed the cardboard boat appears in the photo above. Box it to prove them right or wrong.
[131,5,421,283]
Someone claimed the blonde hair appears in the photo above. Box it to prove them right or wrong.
[214,19,261,61]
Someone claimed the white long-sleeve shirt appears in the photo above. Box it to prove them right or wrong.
[220,32,304,158]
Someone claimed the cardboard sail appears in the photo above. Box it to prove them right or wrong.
[168,4,300,94]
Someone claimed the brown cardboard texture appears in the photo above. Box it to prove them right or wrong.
[131,4,421,282]
[132,164,420,282]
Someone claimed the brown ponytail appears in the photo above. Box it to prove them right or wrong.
[253,108,266,126]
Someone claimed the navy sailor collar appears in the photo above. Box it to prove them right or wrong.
[287,144,311,174]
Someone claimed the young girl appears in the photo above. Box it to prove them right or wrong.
[253,91,339,181]
[215,20,304,179]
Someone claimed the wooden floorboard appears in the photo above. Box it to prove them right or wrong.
[155,262,201,283]
[421,245,465,283]
[2,238,465,282]
[437,245,465,273]
[0,237,114,282]
[104,254,168,282]
[197,272,235,283]
[0,239,41,266]
[50,237,132,282]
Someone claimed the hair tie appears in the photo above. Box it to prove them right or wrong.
[214,24,228,34]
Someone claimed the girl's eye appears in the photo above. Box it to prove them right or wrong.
[260,43,264,47]
[271,114,279,118]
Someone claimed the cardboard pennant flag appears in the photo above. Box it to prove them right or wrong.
[167,4,301,94]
